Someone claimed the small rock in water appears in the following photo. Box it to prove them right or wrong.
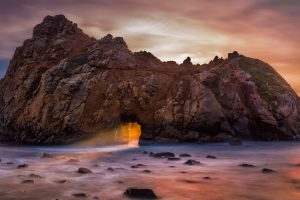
[17,164,29,169]
[168,157,181,161]
[203,176,211,180]
[124,188,158,199]
[143,151,148,154]
[262,168,276,173]
[179,153,191,157]
[7,162,14,165]
[142,170,152,173]
[182,179,200,184]
[77,167,92,174]
[29,173,43,178]
[107,167,114,171]
[41,153,54,158]
[56,179,69,184]
[152,152,175,158]
[239,163,256,168]
[184,160,201,165]
[131,164,146,168]
[72,193,88,198]
[21,179,34,184]
[206,155,217,159]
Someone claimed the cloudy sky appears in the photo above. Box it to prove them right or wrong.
[0,0,299,94]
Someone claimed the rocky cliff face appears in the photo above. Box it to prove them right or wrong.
[0,15,299,144]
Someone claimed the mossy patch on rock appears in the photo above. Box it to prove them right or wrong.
[239,57,283,111]
[207,66,231,96]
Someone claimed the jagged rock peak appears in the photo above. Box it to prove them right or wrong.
[44,14,67,23]
[99,34,113,43]
[33,14,82,38]
[228,51,240,60]
[210,55,224,63]
[182,57,192,66]
[134,51,158,59]
[213,56,219,61]
[98,34,128,48]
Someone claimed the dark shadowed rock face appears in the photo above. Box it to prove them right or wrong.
[0,15,299,144]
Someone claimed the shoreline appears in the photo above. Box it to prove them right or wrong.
[0,142,300,199]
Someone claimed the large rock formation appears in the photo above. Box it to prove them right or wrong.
[0,15,299,144]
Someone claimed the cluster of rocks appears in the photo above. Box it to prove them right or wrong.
[146,151,202,165]
[0,14,299,144]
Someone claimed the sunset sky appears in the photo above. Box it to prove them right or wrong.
[0,0,299,94]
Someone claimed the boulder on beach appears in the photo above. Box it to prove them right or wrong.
[179,154,192,157]
[21,179,35,184]
[262,168,276,173]
[206,155,217,159]
[151,152,175,158]
[29,173,43,178]
[77,167,92,174]
[184,160,201,165]
[17,164,28,169]
[72,193,88,198]
[124,188,158,199]
[239,163,256,168]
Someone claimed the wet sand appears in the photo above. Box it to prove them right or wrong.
[0,142,300,200]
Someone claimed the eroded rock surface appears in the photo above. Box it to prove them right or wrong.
[0,15,299,144]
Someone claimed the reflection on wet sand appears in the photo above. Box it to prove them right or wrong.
[0,142,300,199]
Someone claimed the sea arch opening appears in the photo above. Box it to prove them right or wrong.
[118,113,142,146]
[117,122,141,147]
[77,114,142,147]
